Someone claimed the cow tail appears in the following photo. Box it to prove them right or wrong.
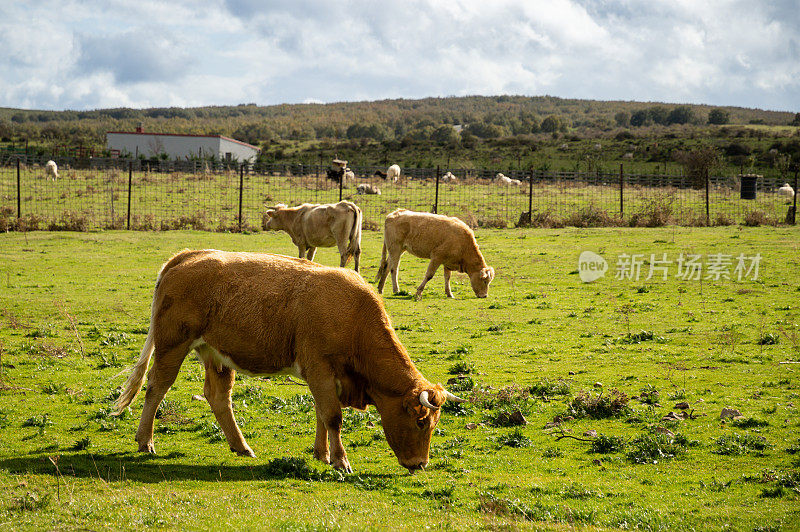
[346,204,362,264]
[375,239,388,283]
[114,296,156,414]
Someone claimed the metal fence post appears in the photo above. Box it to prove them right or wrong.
[619,164,624,218]
[433,165,440,213]
[792,167,798,225]
[238,163,244,232]
[528,168,534,217]
[338,171,343,202]
[126,161,133,230]
[16,158,21,220]
[705,167,710,226]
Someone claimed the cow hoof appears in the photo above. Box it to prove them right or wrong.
[332,459,352,474]
[138,442,155,454]
[234,448,256,458]
[313,449,331,464]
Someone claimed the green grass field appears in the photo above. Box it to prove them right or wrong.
[1,227,799,530]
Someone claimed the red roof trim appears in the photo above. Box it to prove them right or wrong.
[106,131,261,151]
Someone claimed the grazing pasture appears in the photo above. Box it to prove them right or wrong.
[1,162,795,232]
[0,227,798,530]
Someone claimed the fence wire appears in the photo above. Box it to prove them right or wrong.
[0,156,796,232]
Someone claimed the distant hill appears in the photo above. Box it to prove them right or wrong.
[0,95,796,150]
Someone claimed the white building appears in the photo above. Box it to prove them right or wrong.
[106,127,260,162]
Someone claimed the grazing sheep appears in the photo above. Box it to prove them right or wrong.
[441,171,456,182]
[495,173,521,185]
[356,183,381,195]
[374,170,388,179]
[344,169,355,182]
[778,183,795,200]
[45,160,58,180]
[387,164,401,183]
[622,152,634,160]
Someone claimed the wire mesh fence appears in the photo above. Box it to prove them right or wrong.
[1,156,796,232]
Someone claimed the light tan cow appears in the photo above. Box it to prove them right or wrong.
[375,209,495,299]
[264,201,362,271]
[115,250,464,472]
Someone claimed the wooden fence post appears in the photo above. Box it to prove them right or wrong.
[339,170,343,202]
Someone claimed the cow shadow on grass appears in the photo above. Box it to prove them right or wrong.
[0,452,398,485]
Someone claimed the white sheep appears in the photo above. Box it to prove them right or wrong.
[356,183,381,195]
[622,152,634,160]
[387,164,401,183]
[45,160,58,180]
[441,171,456,182]
[344,169,355,182]
[778,183,795,200]
[494,173,521,186]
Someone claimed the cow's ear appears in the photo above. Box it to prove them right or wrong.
[403,395,425,416]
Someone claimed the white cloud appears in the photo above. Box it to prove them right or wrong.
[0,0,797,111]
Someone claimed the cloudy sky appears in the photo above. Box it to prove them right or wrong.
[2,0,798,112]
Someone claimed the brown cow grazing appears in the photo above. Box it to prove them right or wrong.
[263,201,362,272]
[115,250,464,472]
[375,209,494,299]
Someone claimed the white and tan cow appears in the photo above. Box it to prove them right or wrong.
[375,209,494,299]
[115,250,464,472]
[264,201,362,271]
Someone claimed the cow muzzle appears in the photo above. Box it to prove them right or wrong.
[401,458,428,473]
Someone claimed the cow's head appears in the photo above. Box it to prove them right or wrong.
[263,204,287,231]
[379,384,464,472]
[469,266,495,298]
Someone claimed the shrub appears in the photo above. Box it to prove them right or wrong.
[744,210,774,227]
[628,194,675,227]
[627,433,686,463]
[448,361,474,375]
[591,435,626,454]
[446,375,475,393]
[564,204,619,228]
[485,407,527,427]
[566,389,630,419]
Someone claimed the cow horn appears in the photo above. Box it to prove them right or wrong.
[444,390,466,403]
[419,390,440,410]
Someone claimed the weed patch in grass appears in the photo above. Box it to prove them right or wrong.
[448,361,474,375]
[627,432,687,464]
[496,428,532,448]
[565,389,630,419]
[591,435,626,454]
[731,417,769,429]
[529,378,570,398]
[714,433,770,456]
